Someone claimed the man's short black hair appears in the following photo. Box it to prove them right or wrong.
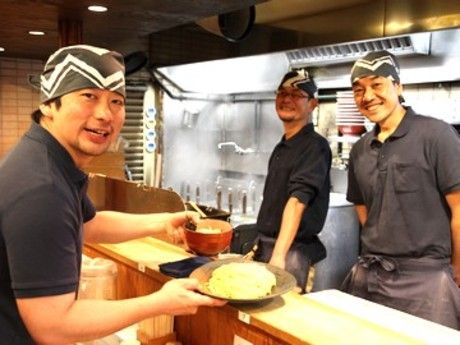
[30,97,61,123]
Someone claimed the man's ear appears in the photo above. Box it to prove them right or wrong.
[39,103,52,118]
[309,97,319,109]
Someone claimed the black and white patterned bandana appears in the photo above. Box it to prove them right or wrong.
[350,50,400,84]
[278,69,318,98]
[40,45,125,103]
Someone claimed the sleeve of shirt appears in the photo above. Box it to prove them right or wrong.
[82,193,96,222]
[433,124,460,194]
[346,146,364,204]
[3,185,81,298]
[289,139,331,205]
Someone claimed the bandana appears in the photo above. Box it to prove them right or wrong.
[40,44,125,103]
[350,50,400,84]
[278,69,318,98]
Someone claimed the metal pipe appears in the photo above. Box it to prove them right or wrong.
[217,141,255,155]
[148,67,276,103]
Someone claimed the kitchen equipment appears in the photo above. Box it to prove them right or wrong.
[123,51,148,76]
[190,258,296,303]
[184,202,231,221]
[336,91,366,136]
[183,219,233,256]
[230,223,258,254]
[312,193,360,291]
[337,124,366,136]
[79,255,117,300]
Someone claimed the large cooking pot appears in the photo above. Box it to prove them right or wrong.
[185,202,231,221]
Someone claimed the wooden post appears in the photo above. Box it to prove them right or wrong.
[58,19,83,47]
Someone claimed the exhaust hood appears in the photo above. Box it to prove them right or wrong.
[158,27,460,96]
[286,32,431,68]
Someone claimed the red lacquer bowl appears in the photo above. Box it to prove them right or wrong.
[184,219,233,256]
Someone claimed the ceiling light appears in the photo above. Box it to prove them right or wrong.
[0,47,5,52]
[28,31,45,36]
[88,5,108,12]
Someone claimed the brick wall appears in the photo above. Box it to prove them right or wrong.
[0,57,43,157]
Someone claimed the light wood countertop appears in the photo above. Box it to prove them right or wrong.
[85,238,460,345]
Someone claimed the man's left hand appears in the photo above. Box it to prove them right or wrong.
[269,255,286,270]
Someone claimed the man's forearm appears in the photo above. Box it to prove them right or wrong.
[445,191,460,286]
[83,211,167,243]
[272,197,305,259]
[451,223,460,286]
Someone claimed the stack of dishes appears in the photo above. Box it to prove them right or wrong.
[336,91,366,136]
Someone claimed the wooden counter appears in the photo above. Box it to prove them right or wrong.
[84,238,460,345]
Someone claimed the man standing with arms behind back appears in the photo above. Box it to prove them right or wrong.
[343,50,460,329]
[0,44,225,345]
[254,69,332,293]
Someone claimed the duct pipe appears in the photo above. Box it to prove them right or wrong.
[196,6,256,42]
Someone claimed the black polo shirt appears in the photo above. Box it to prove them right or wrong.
[257,123,332,245]
[0,122,96,344]
[347,107,460,258]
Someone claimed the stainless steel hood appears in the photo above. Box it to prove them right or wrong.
[286,32,431,68]
[159,26,459,95]
[310,27,460,89]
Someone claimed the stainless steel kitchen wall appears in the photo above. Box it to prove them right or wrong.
[161,94,282,216]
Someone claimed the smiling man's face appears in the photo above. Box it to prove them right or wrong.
[40,88,125,167]
[275,87,316,124]
[352,75,402,125]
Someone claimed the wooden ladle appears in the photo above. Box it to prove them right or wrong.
[188,201,207,218]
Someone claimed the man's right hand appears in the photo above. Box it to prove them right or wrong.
[154,278,226,315]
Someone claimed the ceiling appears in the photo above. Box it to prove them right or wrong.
[1,0,459,65]
[0,0,265,60]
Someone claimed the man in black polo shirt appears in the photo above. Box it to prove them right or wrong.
[0,45,224,345]
[343,50,460,329]
[254,69,332,293]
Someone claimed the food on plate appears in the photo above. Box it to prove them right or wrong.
[195,227,222,234]
[206,262,276,299]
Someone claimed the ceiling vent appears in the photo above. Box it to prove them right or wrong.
[287,32,431,68]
